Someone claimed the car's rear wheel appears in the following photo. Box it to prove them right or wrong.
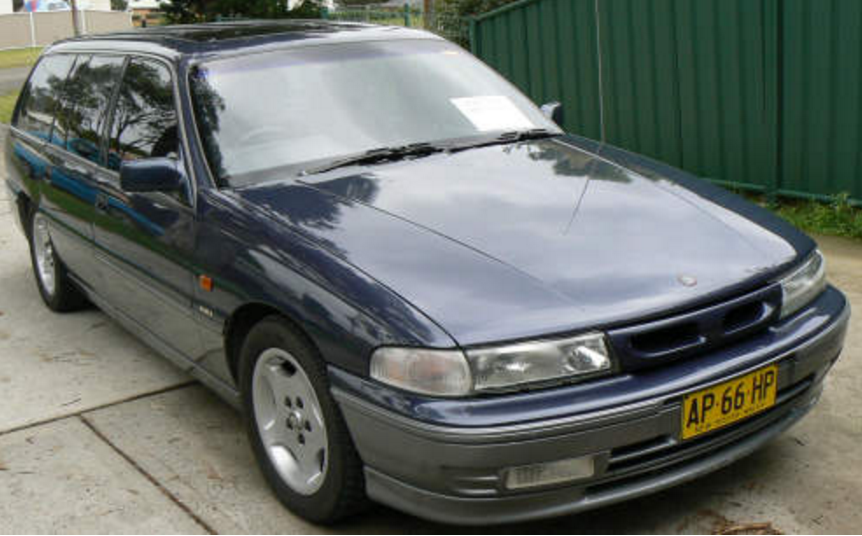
[239,316,367,524]
[28,210,88,312]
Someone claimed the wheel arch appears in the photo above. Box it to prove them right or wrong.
[224,301,322,384]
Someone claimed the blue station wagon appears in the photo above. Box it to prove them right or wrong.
[3,21,850,525]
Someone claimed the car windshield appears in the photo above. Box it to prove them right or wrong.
[189,39,560,187]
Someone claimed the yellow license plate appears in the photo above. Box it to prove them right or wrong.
[681,364,778,440]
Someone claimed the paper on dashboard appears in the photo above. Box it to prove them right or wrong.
[450,95,535,132]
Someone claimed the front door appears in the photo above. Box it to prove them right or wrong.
[93,56,201,361]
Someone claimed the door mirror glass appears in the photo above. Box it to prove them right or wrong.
[119,157,183,193]
[540,101,564,126]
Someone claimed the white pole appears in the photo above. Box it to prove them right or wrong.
[80,9,87,34]
[29,11,36,47]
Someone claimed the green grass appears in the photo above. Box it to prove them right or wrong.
[0,47,43,70]
[0,48,39,123]
[747,192,862,240]
[0,90,19,124]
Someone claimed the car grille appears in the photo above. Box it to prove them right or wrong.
[606,284,783,372]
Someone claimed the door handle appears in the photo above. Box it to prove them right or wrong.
[95,192,109,212]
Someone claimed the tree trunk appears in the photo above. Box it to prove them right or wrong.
[70,0,80,36]
[423,0,432,29]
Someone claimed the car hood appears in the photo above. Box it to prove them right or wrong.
[234,136,811,345]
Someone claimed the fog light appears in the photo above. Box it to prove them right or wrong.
[504,456,595,490]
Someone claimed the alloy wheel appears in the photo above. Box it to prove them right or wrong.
[32,214,56,297]
[252,348,329,495]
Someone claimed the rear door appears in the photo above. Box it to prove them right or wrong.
[40,53,125,288]
[11,53,102,285]
[93,56,201,360]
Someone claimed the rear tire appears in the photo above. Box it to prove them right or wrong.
[239,316,368,524]
[27,210,89,312]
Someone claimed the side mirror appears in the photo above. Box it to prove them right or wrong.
[119,158,183,193]
[540,101,564,126]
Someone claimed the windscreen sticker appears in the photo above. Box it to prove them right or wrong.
[450,96,535,132]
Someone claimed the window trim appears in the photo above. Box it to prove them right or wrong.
[99,54,130,169]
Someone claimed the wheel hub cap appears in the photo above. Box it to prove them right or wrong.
[287,411,302,430]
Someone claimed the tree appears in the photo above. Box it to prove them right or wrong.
[160,0,209,23]
[160,0,322,24]
[111,0,128,10]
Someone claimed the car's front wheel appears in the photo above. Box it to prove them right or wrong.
[28,210,88,312]
[239,316,367,524]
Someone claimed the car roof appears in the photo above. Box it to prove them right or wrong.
[47,20,442,60]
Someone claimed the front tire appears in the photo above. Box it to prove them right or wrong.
[239,316,367,524]
[28,210,88,312]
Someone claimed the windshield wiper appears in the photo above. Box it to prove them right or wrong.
[301,142,444,176]
[445,128,558,153]
[300,129,557,176]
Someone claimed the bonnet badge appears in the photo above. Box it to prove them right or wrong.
[678,274,698,287]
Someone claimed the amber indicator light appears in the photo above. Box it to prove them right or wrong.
[199,275,214,292]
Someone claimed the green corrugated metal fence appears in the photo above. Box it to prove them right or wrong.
[781,0,862,203]
[472,0,603,139]
[470,0,862,204]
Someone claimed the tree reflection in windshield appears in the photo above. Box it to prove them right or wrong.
[189,66,227,182]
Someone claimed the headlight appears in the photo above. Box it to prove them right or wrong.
[370,332,614,396]
[467,332,612,391]
[370,347,472,397]
[779,249,827,318]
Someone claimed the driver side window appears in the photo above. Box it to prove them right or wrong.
[107,57,178,172]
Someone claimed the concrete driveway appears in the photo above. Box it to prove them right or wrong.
[1,134,860,533]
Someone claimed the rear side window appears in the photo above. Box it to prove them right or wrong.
[53,54,125,164]
[107,58,178,171]
[15,54,76,141]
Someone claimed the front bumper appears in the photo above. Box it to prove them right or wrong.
[330,287,849,525]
